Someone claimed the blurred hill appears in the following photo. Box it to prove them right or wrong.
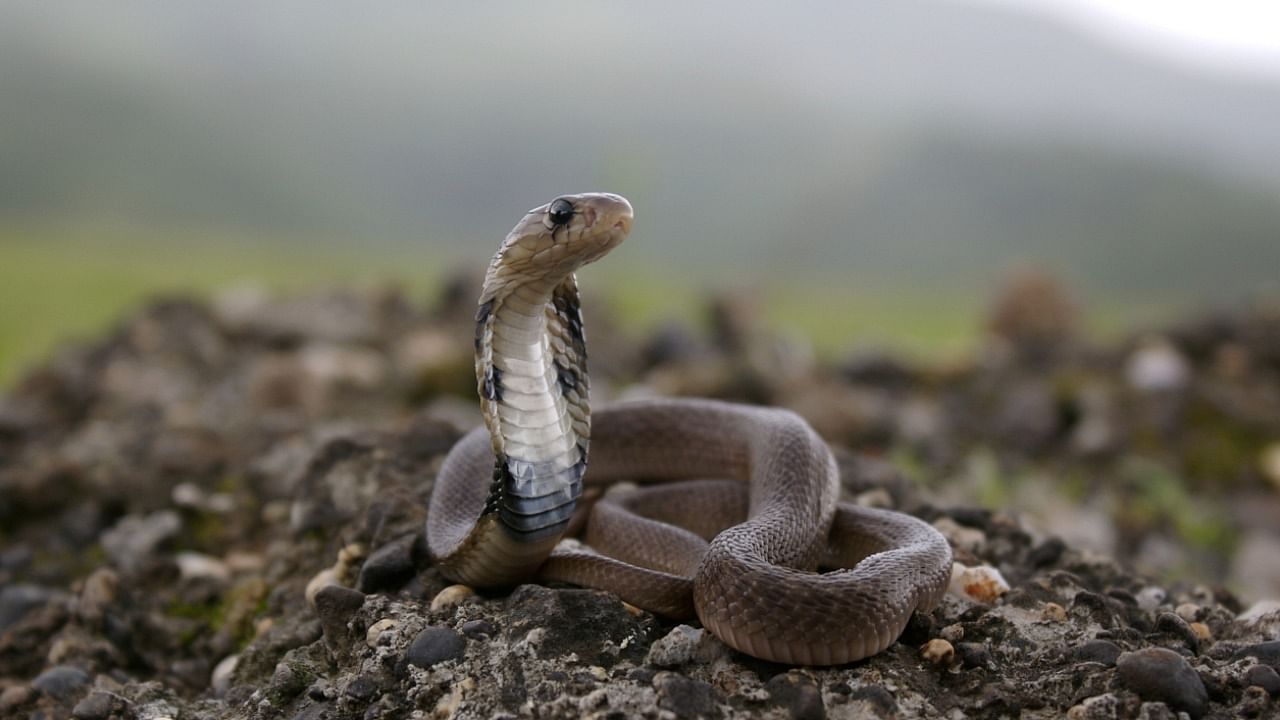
[2,1,1279,308]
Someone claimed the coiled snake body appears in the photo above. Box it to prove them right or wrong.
[426,193,952,665]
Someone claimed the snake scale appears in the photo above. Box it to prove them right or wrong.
[426,192,952,665]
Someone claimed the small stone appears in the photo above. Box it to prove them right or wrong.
[405,626,466,668]
[1028,537,1066,568]
[430,585,474,612]
[956,642,991,668]
[0,686,33,713]
[939,623,964,642]
[765,671,825,720]
[1042,602,1068,622]
[1116,648,1208,719]
[1067,693,1121,720]
[1189,622,1212,643]
[77,569,118,626]
[365,618,399,648]
[921,638,955,666]
[460,618,496,639]
[949,563,1009,604]
[0,585,62,631]
[654,672,722,719]
[100,510,182,572]
[932,517,986,555]
[211,654,239,697]
[356,535,418,593]
[175,552,231,583]
[305,568,339,608]
[1126,337,1189,392]
[313,585,366,647]
[1239,685,1271,718]
[345,675,379,702]
[1136,587,1168,612]
[31,665,91,702]
[648,624,704,667]
[1175,603,1200,622]
[71,691,123,720]
[1245,664,1280,696]
[1155,611,1201,651]
[1068,639,1122,667]
[1236,640,1280,669]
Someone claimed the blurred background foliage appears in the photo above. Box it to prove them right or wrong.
[2,0,1279,385]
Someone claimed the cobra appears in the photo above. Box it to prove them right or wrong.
[426,192,952,665]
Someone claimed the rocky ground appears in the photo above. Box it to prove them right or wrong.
[1,274,1279,719]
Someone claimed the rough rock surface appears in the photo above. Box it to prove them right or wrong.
[0,285,1278,719]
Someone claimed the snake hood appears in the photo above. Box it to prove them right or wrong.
[473,193,633,543]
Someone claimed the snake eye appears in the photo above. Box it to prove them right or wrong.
[547,198,574,227]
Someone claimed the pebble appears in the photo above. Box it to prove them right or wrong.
[1042,602,1067,622]
[304,568,340,608]
[653,672,722,719]
[1067,693,1121,720]
[764,671,825,720]
[405,626,466,668]
[1175,603,1200,622]
[0,686,33,713]
[430,585,474,612]
[71,691,123,720]
[921,638,955,666]
[647,625,704,667]
[0,584,60,630]
[932,517,986,555]
[1245,664,1280,696]
[1135,586,1168,612]
[1236,641,1280,669]
[1260,443,1280,491]
[77,568,118,626]
[31,665,91,702]
[211,654,240,697]
[949,563,1009,604]
[174,552,232,583]
[356,535,418,593]
[1067,639,1122,667]
[1126,338,1189,392]
[365,618,399,648]
[1116,648,1208,719]
[460,618,496,639]
[100,510,182,572]
[313,585,366,646]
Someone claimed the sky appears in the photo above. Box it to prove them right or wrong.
[966,0,1280,78]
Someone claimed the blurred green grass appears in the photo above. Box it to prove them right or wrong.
[1,224,1176,388]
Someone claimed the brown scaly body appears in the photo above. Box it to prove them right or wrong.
[426,192,952,664]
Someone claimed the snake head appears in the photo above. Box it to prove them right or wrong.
[481,193,633,303]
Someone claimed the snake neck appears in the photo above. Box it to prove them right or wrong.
[475,273,590,542]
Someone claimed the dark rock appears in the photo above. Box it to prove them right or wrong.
[405,626,465,668]
[71,691,124,720]
[847,685,898,716]
[957,642,992,668]
[1028,537,1066,568]
[1237,641,1280,670]
[314,585,366,649]
[31,665,91,702]
[356,534,418,593]
[504,584,649,666]
[1154,611,1200,652]
[654,672,722,719]
[765,671,825,720]
[460,618,496,639]
[1245,664,1280,696]
[269,659,316,704]
[0,584,62,631]
[344,675,380,702]
[1116,648,1208,719]
[947,506,992,529]
[1067,639,1122,666]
